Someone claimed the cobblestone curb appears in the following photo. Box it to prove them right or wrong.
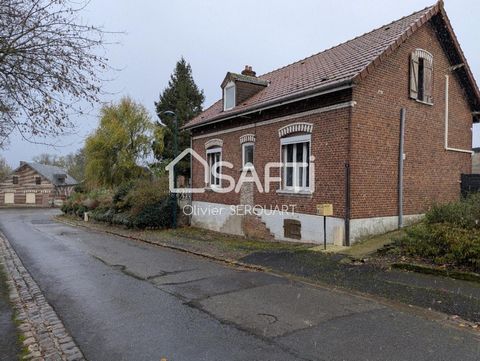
[0,232,85,361]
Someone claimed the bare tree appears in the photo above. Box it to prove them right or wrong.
[0,0,109,147]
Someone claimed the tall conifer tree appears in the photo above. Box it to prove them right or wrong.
[155,57,204,176]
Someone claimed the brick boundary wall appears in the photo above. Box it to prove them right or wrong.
[0,233,84,361]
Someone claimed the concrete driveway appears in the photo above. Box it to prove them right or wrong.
[0,209,478,361]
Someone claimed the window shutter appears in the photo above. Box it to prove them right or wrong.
[423,58,433,103]
[410,55,419,99]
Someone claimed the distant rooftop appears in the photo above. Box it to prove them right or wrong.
[21,162,78,186]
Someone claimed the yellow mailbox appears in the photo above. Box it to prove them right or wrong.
[317,203,333,217]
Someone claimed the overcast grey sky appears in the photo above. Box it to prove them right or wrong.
[1,0,479,166]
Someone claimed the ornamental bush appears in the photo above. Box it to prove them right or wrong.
[62,176,176,230]
[396,193,480,272]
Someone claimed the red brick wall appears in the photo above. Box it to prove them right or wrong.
[191,100,351,218]
[350,20,472,219]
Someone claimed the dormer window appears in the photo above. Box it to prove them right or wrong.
[221,66,268,112]
[224,81,235,111]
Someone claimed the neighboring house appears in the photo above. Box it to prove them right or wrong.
[473,148,480,174]
[0,162,78,207]
[184,2,480,245]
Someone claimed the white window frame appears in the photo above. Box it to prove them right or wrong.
[223,81,235,111]
[242,142,254,170]
[206,146,222,188]
[280,134,311,192]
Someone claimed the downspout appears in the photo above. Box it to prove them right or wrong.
[398,108,406,229]
[444,75,474,154]
[344,104,353,246]
[189,135,193,225]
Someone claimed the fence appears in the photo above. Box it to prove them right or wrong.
[461,174,480,197]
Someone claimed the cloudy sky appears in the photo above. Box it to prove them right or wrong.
[2,0,479,166]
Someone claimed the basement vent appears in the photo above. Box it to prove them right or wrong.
[284,219,301,240]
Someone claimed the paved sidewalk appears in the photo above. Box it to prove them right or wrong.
[0,232,84,361]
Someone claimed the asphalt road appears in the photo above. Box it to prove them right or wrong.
[0,209,479,361]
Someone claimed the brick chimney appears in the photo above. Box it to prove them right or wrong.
[241,65,256,77]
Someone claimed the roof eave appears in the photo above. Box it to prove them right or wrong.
[184,78,353,130]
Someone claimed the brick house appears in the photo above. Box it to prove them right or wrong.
[0,162,78,207]
[183,1,480,245]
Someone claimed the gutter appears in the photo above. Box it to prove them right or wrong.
[444,75,474,155]
[185,79,353,130]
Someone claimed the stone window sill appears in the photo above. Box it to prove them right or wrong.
[414,98,433,106]
[276,189,313,198]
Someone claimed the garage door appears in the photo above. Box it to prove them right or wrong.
[26,193,36,204]
[4,193,14,204]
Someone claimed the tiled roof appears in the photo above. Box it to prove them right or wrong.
[186,1,479,128]
[25,162,78,186]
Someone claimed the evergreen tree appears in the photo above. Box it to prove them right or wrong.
[155,57,204,176]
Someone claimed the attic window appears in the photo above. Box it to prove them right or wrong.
[410,49,433,104]
[12,176,18,184]
[224,81,235,111]
[35,176,41,185]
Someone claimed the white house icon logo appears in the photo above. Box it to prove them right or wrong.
[166,147,316,195]
[165,148,209,193]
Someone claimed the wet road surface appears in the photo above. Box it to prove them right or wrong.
[0,209,479,361]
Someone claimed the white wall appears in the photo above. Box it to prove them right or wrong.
[190,201,244,236]
[259,211,345,245]
[191,201,423,246]
[350,214,423,243]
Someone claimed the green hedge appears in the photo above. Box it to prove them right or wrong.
[395,193,480,272]
[62,177,175,230]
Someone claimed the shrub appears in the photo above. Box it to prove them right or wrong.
[112,212,133,228]
[124,178,170,216]
[397,223,480,272]
[131,196,174,229]
[112,180,136,211]
[394,194,480,272]
[63,176,176,230]
[425,193,480,229]
[75,205,87,218]
[90,207,115,223]
[73,183,86,194]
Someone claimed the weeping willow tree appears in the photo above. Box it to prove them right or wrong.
[84,97,162,188]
